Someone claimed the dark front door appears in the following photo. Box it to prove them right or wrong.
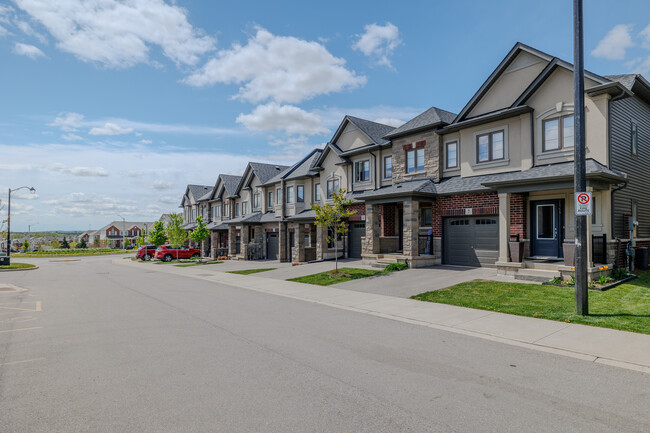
[531,199,564,258]
[348,222,365,258]
[398,208,404,251]
[288,231,294,262]
[266,232,278,260]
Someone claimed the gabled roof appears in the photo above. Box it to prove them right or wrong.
[330,115,395,147]
[454,42,610,123]
[384,107,456,139]
[180,184,212,207]
[282,148,323,181]
[604,74,650,104]
[236,162,290,194]
[206,174,242,202]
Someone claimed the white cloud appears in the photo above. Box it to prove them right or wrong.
[313,105,422,130]
[353,22,401,67]
[140,139,152,144]
[236,103,328,135]
[49,112,84,131]
[13,42,46,59]
[151,180,173,191]
[373,117,404,127]
[16,19,47,43]
[48,162,109,177]
[0,25,7,37]
[13,0,215,68]
[61,133,82,141]
[631,56,650,75]
[592,24,634,60]
[184,27,366,104]
[640,24,650,49]
[89,122,134,136]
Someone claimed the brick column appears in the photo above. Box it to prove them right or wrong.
[292,223,305,263]
[403,199,419,258]
[228,225,237,257]
[241,225,250,259]
[363,203,381,255]
[498,193,511,263]
[210,231,218,258]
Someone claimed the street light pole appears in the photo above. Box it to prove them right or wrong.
[6,186,36,264]
[118,215,126,249]
[573,0,588,315]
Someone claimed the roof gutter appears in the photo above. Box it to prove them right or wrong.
[436,106,533,134]
[383,121,446,140]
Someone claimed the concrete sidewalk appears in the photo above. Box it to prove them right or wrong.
[116,258,650,374]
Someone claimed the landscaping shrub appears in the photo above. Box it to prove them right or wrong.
[384,263,408,272]
[611,267,629,280]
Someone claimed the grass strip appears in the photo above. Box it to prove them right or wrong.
[228,268,277,275]
[0,262,36,270]
[288,267,386,286]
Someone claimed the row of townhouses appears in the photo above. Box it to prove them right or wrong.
[79,218,162,248]
[180,43,649,281]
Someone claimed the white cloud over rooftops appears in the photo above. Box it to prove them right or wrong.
[591,24,634,60]
[353,22,401,68]
[236,103,329,136]
[89,122,134,136]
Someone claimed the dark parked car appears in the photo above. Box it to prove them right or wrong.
[136,245,158,261]
[154,245,201,262]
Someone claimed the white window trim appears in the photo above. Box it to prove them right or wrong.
[383,155,393,180]
[326,176,341,201]
[296,184,305,203]
[443,139,460,172]
[314,183,321,203]
[286,185,295,204]
[354,158,372,184]
[405,147,426,173]
[536,104,574,157]
[472,125,509,169]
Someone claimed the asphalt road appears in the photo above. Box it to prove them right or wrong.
[1,256,648,432]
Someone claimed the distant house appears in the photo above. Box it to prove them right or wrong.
[96,221,155,248]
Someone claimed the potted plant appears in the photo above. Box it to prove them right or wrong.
[509,234,524,262]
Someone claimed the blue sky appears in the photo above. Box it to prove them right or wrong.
[1,0,649,231]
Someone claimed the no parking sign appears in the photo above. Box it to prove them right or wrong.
[575,192,592,216]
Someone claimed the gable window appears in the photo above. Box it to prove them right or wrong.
[477,130,504,162]
[446,141,458,169]
[406,148,425,173]
[631,122,638,155]
[543,115,574,152]
[327,178,340,199]
[268,191,273,209]
[384,155,392,179]
[253,192,261,209]
[276,187,281,204]
[297,185,304,202]
[314,183,321,202]
[286,186,294,204]
[354,159,370,182]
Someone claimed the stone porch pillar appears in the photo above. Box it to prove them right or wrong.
[316,225,326,260]
[279,222,288,262]
[241,225,250,259]
[403,199,419,258]
[227,225,237,257]
[210,231,218,258]
[363,203,381,255]
[292,223,306,263]
[498,193,511,263]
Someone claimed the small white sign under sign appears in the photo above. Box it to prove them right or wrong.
[464,208,473,216]
[575,192,592,216]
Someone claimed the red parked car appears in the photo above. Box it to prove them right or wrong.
[154,245,201,262]
[135,245,158,261]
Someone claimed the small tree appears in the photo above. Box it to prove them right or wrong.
[22,240,29,251]
[165,213,187,259]
[149,221,167,246]
[312,188,356,272]
[134,233,147,248]
[190,215,210,257]
[77,238,87,249]
[60,237,70,249]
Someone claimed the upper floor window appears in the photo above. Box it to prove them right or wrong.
[213,205,221,218]
[235,202,240,217]
[327,178,340,199]
[384,155,392,179]
[268,191,273,209]
[224,203,230,217]
[477,130,504,162]
[314,183,321,202]
[297,185,304,203]
[631,122,638,155]
[253,192,261,209]
[446,141,458,169]
[355,159,370,182]
[406,148,425,173]
[543,115,574,152]
[242,201,249,216]
[286,186,295,204]
[276,187,281,204]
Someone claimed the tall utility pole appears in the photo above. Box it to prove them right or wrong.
[573,0,588,315]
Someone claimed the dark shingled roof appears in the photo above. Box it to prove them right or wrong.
[206,222,229,230]
[345,116,396,145]
[284,149,323,181]
[249,162,290,185]
[287,209,317,221]
[221,174,242,198]
[384,107,457,138]
[605,74,637,91]
[353,179,436,200]
[181,184,212,206]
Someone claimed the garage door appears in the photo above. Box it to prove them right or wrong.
[349,222,365,259]
[266,232,279,260]
[444,217,498,267]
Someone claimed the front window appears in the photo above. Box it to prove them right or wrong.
[286,186,294,203]
[355,160,370,182]
[384,155,392,178]
[235,203,240,217]
[242,201,248,216]
[446,141,458,169]
[314,183,321,202]
[253,193,261,209]
[327,178,339,199]
[632,122,638,155]
[406,148,425,173]
[268,191,273,208]
[224,203,229,217]
[543,115,574,152]
[477,130,504,162]
[214,205,221,218]
[297,185,304,202]
[421,208,432,226]
[276,188,281,204]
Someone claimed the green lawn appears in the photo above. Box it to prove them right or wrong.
[228,268,277,275]
[288,267,387,286]
[412,273,650,334]
[0,262,36,270]
[174,261,223,267]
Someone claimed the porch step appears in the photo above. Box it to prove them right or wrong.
[514,268,561,283]
[524,261,564,270]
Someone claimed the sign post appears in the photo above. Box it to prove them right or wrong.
[573,0,588,315]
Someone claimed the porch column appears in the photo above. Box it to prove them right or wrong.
[227,225,237,257]
[279,222,288,262]
[292,222,305,263]
[363,203,381,254]
[498,192,511,263]
[403,199,419,258]
[210,231,218,258]
[241,225,250,259]
[586,186,594,268]
[316,225,326,260]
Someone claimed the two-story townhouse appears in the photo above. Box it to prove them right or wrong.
[180,184,212,235]
[310,116,396,261]
[97,221,155,248]
[225,162,289,260]
[205,174,241,258]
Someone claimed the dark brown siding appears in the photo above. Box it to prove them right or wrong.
[610,96,650,238]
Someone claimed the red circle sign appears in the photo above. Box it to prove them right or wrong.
[577,193,590,204]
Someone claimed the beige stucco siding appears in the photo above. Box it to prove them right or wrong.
[317,150,348,203]
[336,123,371,151]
